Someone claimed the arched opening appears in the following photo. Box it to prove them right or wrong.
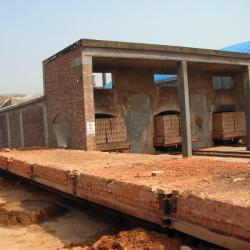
[52,112,71,148]
[214,105,236,113]
[155,110,180,116]
[95,113,115,119]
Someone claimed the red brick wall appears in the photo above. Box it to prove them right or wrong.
[22,103,44,147]
[0,115,8,147]
[9,110,21,148]
[44,48,95,149]
[0,99,46,149]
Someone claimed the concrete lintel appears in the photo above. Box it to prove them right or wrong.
[19,110,24,147]
[243,65,250,150]
[84,47,250,66]
[177,61,192,157]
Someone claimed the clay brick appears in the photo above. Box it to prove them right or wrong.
[8,159,32,179]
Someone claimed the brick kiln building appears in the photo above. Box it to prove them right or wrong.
[0,39,250,156]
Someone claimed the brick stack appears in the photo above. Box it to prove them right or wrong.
[95,118,109,144]
[234,112,246,137]
[153,114,197,147]
[213,111,246,140]
[95,117,130,151]
[154,115,181,146]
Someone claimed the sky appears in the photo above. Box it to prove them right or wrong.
[0,0,250,95]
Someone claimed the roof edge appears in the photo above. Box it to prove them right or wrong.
[0,96,45,113]
[43,38,250,64]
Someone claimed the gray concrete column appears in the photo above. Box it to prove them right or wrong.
[6,113,11,148]
[177,60,192,157]
[243,65,250,150]
[19,110,24,147]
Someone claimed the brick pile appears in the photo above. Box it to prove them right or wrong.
[153,115,196,147]
[95,117,130,151]
[0,149,249,245]
[213,111,246,140]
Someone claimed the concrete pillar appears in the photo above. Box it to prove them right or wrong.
[42,103,49,147]
[177,60,192,157]
[6,113,11,148]
[19,110,24,147]
[82,53,96,150]
[102,73,107,87]
[243,65,250,150]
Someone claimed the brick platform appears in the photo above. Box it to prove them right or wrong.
[0,149,249,248]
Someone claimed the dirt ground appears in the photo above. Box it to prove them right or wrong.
[0,175,116,250]
[73,228,181,250]
[1,149,249,206]
[0,173,187,250]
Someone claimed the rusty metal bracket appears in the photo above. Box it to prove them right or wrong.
[159,191,178,228]
[30,164,34,180]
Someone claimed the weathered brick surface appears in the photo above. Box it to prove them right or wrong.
[9,110,21,148]
[44,48,95,149]
[0,99,45,149]
[8,159,32,179]
[22,103,44,147]
[177,194,250,241]
[0,149,249,241]
[0,155,8,170]
[33,164,72,186]
[0,115,8,148]
[76,174,162,224]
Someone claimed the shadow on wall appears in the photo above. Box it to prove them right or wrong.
[52,112,71,148]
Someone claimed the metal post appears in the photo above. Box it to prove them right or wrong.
[177,61,192,157]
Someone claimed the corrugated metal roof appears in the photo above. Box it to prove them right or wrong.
[221,41,250,54]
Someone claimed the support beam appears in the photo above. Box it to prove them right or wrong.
[82,53,96,150]
[243,65,250,150]
[177,61,192,157]
[19,110,24,147]
[6,113,11,148]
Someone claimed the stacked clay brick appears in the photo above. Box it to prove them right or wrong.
[95,117,129,151]
[153,114,196,147]
[213,111,246,140]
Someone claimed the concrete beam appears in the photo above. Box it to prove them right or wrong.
[243,65,250,150]
[85,47,250,66]
[19,110,24,147]
[177,61,192,157]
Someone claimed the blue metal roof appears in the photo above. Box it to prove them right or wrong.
[154,74,176,81]
[221,41,250,54]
